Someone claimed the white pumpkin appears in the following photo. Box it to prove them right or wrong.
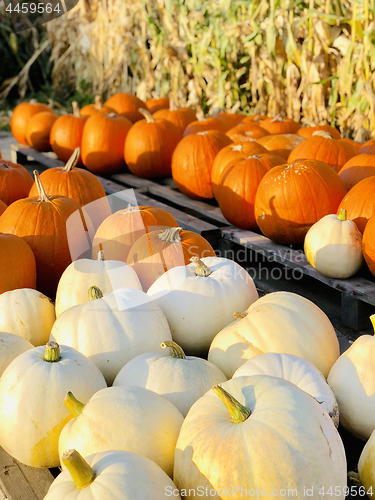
[304,208,363,278]
[233,353,339,427]
[0,332,33,377]
[59,385,184,477]
[147,256,258,356]
[50,286,172,384]
[0,288,55,346]
[44,449,181,499]
[55,250,142,317]
[174,376,347,499]
[208,291,339,378]
[357,427,375,494]
[327,323,375,440]
[113,340,227,416]
[0,342,107,468]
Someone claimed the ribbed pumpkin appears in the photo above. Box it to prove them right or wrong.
[256,133,305,159]
[226,123,269,142]
[145,96,170,114]
[172,130,232,200]
[214,112,246,131]
[124,109,182,178]
[11,100,53,145]
[338,177,375,233]
[104,93,146,122]
[216,154,286,229]
[92,205,179,263]
[81,112,132,175]
[254,159,348,244]
[50,102,87,164]
[126,227,216,291]
[363,215,375,277]
[25,111,58,152]
[297,124,341,140]
[338,154,375,190]
[360,139,375,155]
[80,96,115,117]
[288,131,360,172]
[153,103,197,134]
[211,142,268,199]
[341,138,362,149]
[29,148,111,232]
[0,160,34,205]
[183,117,228,137]
[260,115,300,134]
[0,200,6,216]
[0,234,36,294]
[0,171,88,298]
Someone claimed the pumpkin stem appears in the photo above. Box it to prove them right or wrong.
[63,148,80,172]
[98,250,105,261]
[159,227,183,243]
[0,162,10,169]
[197,131,209,136]
[212,385,251,423]
[370,314,375,335]
[270,113,282,123]
[33,170,51,202]
[64,392,86,418]
[62,449,96,489]
[72,101,81,118]
[107,112,117,118]
[312,131,333,139]
[233,311,248,319]
[190,256,212,277]
[44,341,60,362]
[94,95,102,110]
[139,108,155,123]
[347,471,361,486]
[231,144,243,151]
[169,95,176,111]
[252,115,263,122]
[301,117,317,127]
[337,209,347,222]
[161,340,187,359]
[29,99,37,105]
[88,286,104,301]
[124,204,141,213]
[247,155,261,160]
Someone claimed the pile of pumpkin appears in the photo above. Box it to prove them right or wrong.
[9,93,375,282]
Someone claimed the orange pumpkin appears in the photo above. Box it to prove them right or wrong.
[80,96,115,117]
[297,124,341,140]
[211,143,268,199]
[0,160,34,205]
[214,112,246,131]
[256,134,305,159]
[216,153,285,229]
[172,130,233,200]
[288,131,360,172]
[341,138,362,149]
[337,177,375,233]
[359,139,375,154]
[241,115,267,125]
[29,148,111,232]
[338,154,375,191]
[92,205,179,263]
[126,227,216,291]
[81,112,133,175]
[104,93,147,123]
[153,104,197,134]
[0,200,6,216]
[226,124,269,143]
[362,215,375,277]
[124,108,182,178]
[50,102,87,164]
[145,97,169,114]
[183,117,228,137]
[0,171,87,297]
[254,159,348,244]
[25,111,58,152]
[11,100,53,145]
[0,233,36,294]
[260,115,300,135]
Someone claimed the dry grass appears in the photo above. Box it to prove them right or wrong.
[40,0,375,139]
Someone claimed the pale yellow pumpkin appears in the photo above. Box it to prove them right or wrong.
[208,291,340,378]
[304,208,363,278]
[357,428,375,496]
[0,332,33,377]
[174,376,347,499]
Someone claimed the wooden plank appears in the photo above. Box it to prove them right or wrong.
[11,145,64,169]
[222,228,375,306]
[0,447,53,500]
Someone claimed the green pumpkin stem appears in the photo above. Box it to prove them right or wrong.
[190,256,212,277]
[62,449,96,489]
[161,340,187,360]
[88,286,103,301]
[337,209,347,222]
[347,471,361,486]
[63,148,80,172]
[212,385,251,423]
[44,341,60,362]
[64,392,85,418]
[34,170,51,202]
